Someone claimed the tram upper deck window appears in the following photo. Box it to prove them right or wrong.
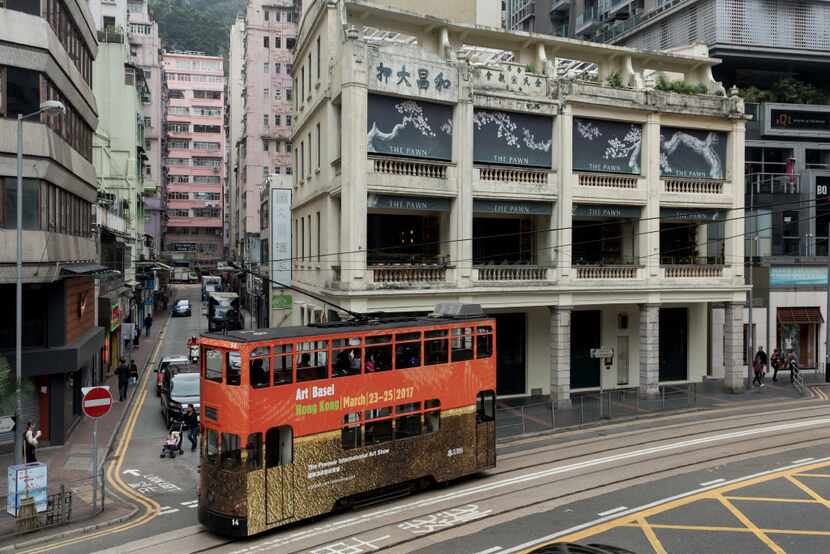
[451,327,474,362]
[227,352,241,386]
[296,340,328,382]
[333,337,361,377]
[365,335,392,372]
[424,329,448,365]
[274,344,293,385]
[250,347,270,389]
[395,332,421,369]
[205,350,223,383]
[222,433,242,468]
[476,326,493,359]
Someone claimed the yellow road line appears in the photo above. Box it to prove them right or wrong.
[716,494,784,553]
[623,522,830,537]
[795,472,830,478]
[20,316,171,553]
[722,495,821,504]
[785,475,830,508]
[636,518,667,554]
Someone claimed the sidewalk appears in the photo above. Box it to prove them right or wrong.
[0,309,170,545]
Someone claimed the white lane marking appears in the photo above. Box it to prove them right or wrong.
[123,469,141,477]
[159,507,180,515]
[596,506,627,517]
[499,455,830,554]
[699,478,726,487]
[229,419,830,553]
[474,547,503,554]
[792,457,815,464]
[181,500,199,508]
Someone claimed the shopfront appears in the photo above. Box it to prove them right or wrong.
[366,194,450,266]
[472,200,553,267]
[572,204,642,266]
[98,286,130,374]
[659,208,725,265]
[768,265,828,370]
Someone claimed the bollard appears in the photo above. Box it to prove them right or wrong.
[521,405,526,435]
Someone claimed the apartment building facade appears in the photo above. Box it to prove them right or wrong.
[0,0,105,445]
[161,52,226,268]
[292,0,748,399]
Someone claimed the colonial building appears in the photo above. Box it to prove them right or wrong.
[292,0,748,399]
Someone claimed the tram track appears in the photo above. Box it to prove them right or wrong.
[200,403,830,554]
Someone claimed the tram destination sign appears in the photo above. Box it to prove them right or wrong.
[763,103,830,138]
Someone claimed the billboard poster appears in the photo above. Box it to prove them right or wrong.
[270,186,292,287]
[572,118,642,174]
[660,127,727,180]
[769,266,828,287]
[366,94,453,161]
[7,463,48,515]
[473,109,552,168]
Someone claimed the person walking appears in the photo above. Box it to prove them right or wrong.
[771,348,782,382]
[788,349,800,384]
[144,313,153,337]
[23,421,41,464]
[128,359,139,386]
[752,346,768,387]
[117,357,130,401]
[184,404,199,452]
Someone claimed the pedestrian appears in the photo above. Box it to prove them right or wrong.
[144,313,153,337]
[788,349,800,384]
[771,348,782,382]
[23,421,41,464]
[117,357,130,401]
[162,295,169,311]
[184,404,199,452]
[128,359,139,386]
[752,346,767,387]
[133,324,140,348]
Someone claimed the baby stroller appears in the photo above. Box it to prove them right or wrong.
[160,421,184,458]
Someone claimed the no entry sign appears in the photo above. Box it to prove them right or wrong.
[81,387,113,419]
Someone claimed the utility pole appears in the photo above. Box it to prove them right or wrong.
[747,179,756,393]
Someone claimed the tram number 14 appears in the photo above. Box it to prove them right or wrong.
[447,447,464,458]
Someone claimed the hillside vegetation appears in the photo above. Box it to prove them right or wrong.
[150,0,245,57]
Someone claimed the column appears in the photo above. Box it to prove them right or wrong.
[549,306,572,407]
[639,303,660,397]
[640,113,661,278]
[452,95,474,288]
[556,106,573,278]
[723,301,745,393]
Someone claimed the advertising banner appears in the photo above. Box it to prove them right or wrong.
[573,118,642,175]
[770,266,829,287]
[660,127,727,180]
[270,186,292,287]
[367,94,453,161]
[473,109,552,168]
[7,463,47,516]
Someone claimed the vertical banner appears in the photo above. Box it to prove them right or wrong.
[270,186,292,286]
[660,127,728,179]
[473,109,553,168]
[572,117,642,174]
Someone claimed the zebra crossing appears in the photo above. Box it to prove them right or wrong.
[158,499,199,515]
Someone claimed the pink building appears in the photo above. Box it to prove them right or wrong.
[161,51,226,266]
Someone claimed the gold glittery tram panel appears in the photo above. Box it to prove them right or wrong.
[238,406,492,536]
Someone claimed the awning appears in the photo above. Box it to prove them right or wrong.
[60,263,110,276]
[777,307,824,324]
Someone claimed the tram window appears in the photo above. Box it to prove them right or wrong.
[365,419,393,445]
[395,414,421,439]
[365,406,391,419]
[396,402,420,414]
[246,433,262,469]
[451,328,474,362]
[206,429,219,464]
[424,410,440,433]
[221,433,242,468]
[227,352,241,386]
[341,413,361,450]
[395,333,421,369]
[333,338,361,377]
[250,347,270,388]
[476,326,493,359]
[265,426,293,467]
[366,345,392,373]
[477,391,495,423]
[424,399,440,409]
[366,334,392,345]
[296,340,329,382]
[424,335,448,366]
[205,350,222,383]
[274,344,293,385]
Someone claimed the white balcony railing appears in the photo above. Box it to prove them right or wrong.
[371,157,447,179]
[663,179,724,194]
[575,265,638,279]
[578,173,638,189]
[663,265,724,278]
[474,265,552,281]
[371,265,448,284]
[479,167,547,185]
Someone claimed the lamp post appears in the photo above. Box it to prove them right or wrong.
[15,100,65,466]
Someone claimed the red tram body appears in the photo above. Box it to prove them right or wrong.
[197,306,497,536]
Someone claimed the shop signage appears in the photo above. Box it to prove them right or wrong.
[770,266,828,287]
[0,417,14,434]
[473,109,553,168]
[368,52,456,99]
[367,94,453,161]
[8,463,47,515]
[660,127,727,180]
[110,302,121,332]
[573,204,642,219]
[368,194,450,212]
[271,294,293,311]
[817,176,830,199]
[764,103,830,138]
[473,199,552,216]
[660,208,724,222]
[270,186,293,286]
[573,118,642,175]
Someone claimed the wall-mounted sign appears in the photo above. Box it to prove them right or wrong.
[660,127,727,180]
[270,186,292,287]
[764,103,830,138]
[660,208,724,222]
[368,194,450,212]
[110,302,121,332]
[367,94,453,161]
[271,293,293,311]
[473,109,552,168]
[573,204,642,219]
[368,51,456,100]
[770,266,828,287]
[473,199,552,216]
[573,118,642,175]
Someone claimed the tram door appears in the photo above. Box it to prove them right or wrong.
[265,426,294,524]
[476,391,496,468]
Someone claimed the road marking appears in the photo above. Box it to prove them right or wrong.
[503,456,830,554]
[785,475,830,509]
[792,457,815,464]
[228,422,830,553]
[723,495,820,504]
[123,469,141,477]
[699,478,726,487]
[716,494,784,553]
[474,547,504,554]
[596,506,628,517]
[636,517,667,554]
[181,500,199,508]
[159,506,180,515]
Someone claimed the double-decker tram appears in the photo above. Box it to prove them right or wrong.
[197,303,497,536]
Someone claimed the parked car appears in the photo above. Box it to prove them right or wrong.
[172,299,191,317]
[528,543,637,554]
[160,370,200,428]
[155,355,190,396]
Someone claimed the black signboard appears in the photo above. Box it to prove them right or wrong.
[473,109,553,168]
[367,194,450,212]
[473,199,552,215]
[770,109,830,132]
[573,118,642,175]
[660,127,727,180]
[660,208,724,222]
[367,94,453,161]
[573,204,642,219]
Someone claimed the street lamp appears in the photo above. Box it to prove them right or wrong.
[15,101,65,466]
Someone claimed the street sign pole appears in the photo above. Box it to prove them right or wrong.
[92,417,98,514]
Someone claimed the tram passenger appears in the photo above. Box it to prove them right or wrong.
[366,354,376,373]
[350,349,361,374]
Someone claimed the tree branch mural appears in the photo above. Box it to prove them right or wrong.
[660,130,723,179]
[604,126,642,173]
[367,100,442,153]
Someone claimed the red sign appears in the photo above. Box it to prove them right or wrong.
[82,387,113,419]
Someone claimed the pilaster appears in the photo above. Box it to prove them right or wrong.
[549,305,572,407]
[723,301,746,393]
[639,303,660,397]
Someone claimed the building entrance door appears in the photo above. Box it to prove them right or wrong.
[495,313,526,395]
[571,310,601,389]
[659,308,688,381]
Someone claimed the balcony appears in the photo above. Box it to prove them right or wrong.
[550,0,570,14]
[575,8,599,35]
[479,166,546,186]
[577,172,638,189]
[367,156,454,196]
[475,166,556,199]
[575,265,640,279]
[371,157,447,179]
[662,264,725,279]
[369,264,451,286]
[746,173,800,195]
[473,264,554,282]
[663,178,723,195]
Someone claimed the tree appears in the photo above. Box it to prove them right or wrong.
[149,0,246,57]
[0,353,34,417]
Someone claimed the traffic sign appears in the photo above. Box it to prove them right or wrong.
[0,416,14,434]
[590,348,614,359]
[82,387,113,419]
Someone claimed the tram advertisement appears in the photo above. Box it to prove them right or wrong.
[294,383,416,416]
